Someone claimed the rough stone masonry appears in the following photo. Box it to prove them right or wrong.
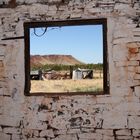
[0,0,140,140]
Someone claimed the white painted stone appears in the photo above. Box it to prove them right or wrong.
[116,135,133,140]
[132,129,140,137]
[97,96,123,104]
[26,117,48,130]
[127,61,139,66]
[12,134,20,140]
[52,134,77,140]
[115,61,128,67]
[0,87,4,96]
[78,133,102,140]
[0,132,10,140]
[96,129,113,136]
[115,129,131,136]
[114,102,140,116]
[102,135,115,140]
[134,74,140,80]
[40,129,54,138]
[103,112,127,129]
[114,3,136,16]
[37,112,47,121]
[0,115,20,127]
[70,10,82,18]
[3,127,21,134]
[33,130,39,137]
[28,138,46,140]
[47,5,57,15]
[136,66,140,73]
[129,54,139,61]
[112,45,128,61]
[128,116,140,129]
[67,128,80,134]
[48,0,62,3]
[0,126,2,132]
[134,138,140,140]
[0,0,140,139]
[134,86,140,97]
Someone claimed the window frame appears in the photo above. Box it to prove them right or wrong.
[24,18,109,96]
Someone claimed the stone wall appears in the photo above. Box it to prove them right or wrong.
[0,0,140,140]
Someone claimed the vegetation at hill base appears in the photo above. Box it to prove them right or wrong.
[31,63,103,71]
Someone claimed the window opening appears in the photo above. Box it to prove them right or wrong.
[24,19,109,95]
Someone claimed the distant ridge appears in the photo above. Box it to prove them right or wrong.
[30,55,85,67]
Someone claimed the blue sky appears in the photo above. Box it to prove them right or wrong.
[30,25,103,64]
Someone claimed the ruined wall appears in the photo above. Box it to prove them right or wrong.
[0,0,140,140]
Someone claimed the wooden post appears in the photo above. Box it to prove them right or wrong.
[39,69,43,80]
[70,66,73,79]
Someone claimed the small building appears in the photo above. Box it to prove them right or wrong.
[72,68,93,80]
[72,69,83,80]
[30,70,42,80]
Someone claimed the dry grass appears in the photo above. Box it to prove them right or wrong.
[31,78,103,93]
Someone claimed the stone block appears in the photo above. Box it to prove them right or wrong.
[12,134,20,140]
[127,42,140,49]
[124,96,139,103]
[110,86,132,96]
[54,129,67,135]
[0,115,20,127]
[48,0,62,3]
[127,66,136,72]
[33,130,39,137]
[128,47,139,54]
[0,60,3,67]
[78,132,102,140]
[134,86,140,97]
[136,66,140,73]
[80,127,95,133]
[134,74,140,80]
[0,132,10,140]
[129,53,140,61]
[3,127,21,134]
[132,129,140,137]
[102,135,115,140]
[134,138,140,140]
[67,128,81,134]
[0,126,2,132]
[133,37,140,42]
[115,61,128,67]
[0,87,4,96]
[70,12,82,18]
[96,129,113,136]
[40,129,54,138]
[114,102,140,116]
[37,112,47,121]
[47,5,57,15]
[52,134,77,140]
[103,112,127,129]
[96,96,123,104]
[114,3,135,16]
[28,138,46,140]
[114,30,128,39]
[113,45,128,61]
[113,38,130,45]
[128,116,140,129]
[127,61,139,66]
[25,118,48,130]
[0,55,5,61]
[115,129,131,136]
[116,135,133,140]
